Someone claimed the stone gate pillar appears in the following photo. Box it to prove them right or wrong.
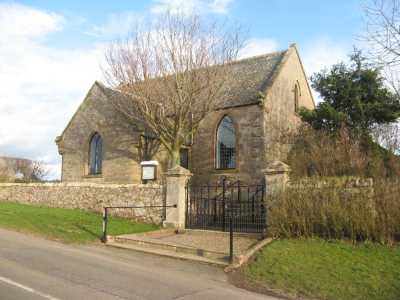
[163,166,192,230]
[263,161,290,196]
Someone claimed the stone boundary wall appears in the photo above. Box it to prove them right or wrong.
[285,176,376,212]
[288,176,374,189]
[263,162,375,197]
[288,176,374,195]
[0,182,165,224]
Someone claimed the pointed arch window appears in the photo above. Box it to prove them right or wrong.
[89,133,103,175]
[216,116,236,169]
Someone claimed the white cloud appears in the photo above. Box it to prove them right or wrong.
[151,0,233,15]
[301,39,348,103]
[302,39,348,77]
[0,2,64,38]
[238,38,279,59]
[208,0,233,14]
[0,3,104,179]
[89,11,144,38]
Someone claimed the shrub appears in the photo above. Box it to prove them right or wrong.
[267,179,400,245]
[287,125,400,179]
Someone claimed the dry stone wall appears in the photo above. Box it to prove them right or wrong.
[288,176,374,195]
[0,182,165,224]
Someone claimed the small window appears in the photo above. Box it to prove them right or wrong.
[216,116,236,169]
[180,148,189,169]
[89,133,103,175]
[294,82,300,113]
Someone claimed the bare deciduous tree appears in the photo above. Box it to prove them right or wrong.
[103,13,242,167]
[365,0,400,65]
[30,161,49,182]
[13,160,48,182]
[372,123,400,153]
[364,0,400,94]
[0,166,9,182]
[364,0,400,153]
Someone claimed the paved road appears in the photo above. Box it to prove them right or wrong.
[0,228,278,300]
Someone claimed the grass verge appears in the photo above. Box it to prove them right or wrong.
[238,239,400,300]
[0,201,159,243]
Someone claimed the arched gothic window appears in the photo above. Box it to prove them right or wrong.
[89,133,103,175]
[216,116,236,169]
[294,82,300,113]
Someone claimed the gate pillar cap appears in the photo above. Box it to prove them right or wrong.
[165,165,192,177]
[263,161,290,175]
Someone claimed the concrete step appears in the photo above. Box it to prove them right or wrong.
[110,235,237,264]
[105,240,229,267]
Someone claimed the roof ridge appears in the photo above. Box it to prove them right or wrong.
[95,81,127,96]
[0,156,31,161]
[95,48,289,94]
[230,49,288,66]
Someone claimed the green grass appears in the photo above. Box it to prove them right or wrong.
[0,201,159,243]
[244,239,400,300]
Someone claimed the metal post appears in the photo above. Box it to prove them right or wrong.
[237,180,241,231]
[213,183,217,224]
[262,184,267,239]
[237,180,241,202]
[229,208,233,264]
[185,184,189,228]
[200,185,203,229]
[207,183,210,226]
[252,190,255,223]
[222,177,226,231]
[102,207,108,243]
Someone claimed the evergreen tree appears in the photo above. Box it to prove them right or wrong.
[300,51,400,135]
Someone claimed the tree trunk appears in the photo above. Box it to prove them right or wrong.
[170,148,181,168]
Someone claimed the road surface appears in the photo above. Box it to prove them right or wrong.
[0,228,278,300]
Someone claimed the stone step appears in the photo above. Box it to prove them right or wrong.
[105,240,229,267]
[185,229,263,239]
[110,235,238,264]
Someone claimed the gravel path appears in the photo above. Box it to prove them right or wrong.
[134,230,259,254]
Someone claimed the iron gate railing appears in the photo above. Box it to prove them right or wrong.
[101,204,177,243]
[185,179,267,234]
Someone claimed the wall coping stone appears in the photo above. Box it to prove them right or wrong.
[263,160,290,175]
[0,182,163,189]
[165,166,193,177]
[289,176,374,188]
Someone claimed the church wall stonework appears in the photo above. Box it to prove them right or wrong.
[56,45,315,185]
[190,104,266,184]
[263,46,315,162]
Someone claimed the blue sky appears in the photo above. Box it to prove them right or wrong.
[0,0,366,177]
[16,0,364,49]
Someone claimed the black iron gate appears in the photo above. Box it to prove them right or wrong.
[185,179,267,234]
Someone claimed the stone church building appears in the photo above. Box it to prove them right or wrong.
[56,44,315,184]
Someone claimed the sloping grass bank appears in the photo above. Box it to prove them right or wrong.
[240,239,400,300]
[0,201,159,243]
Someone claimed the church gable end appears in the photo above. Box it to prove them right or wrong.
[56,82,145,183]
[262,44,315,162]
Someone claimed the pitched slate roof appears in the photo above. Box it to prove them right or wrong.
[57,48,292,140]
[215,49,287,108]
[99,48,288,110]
